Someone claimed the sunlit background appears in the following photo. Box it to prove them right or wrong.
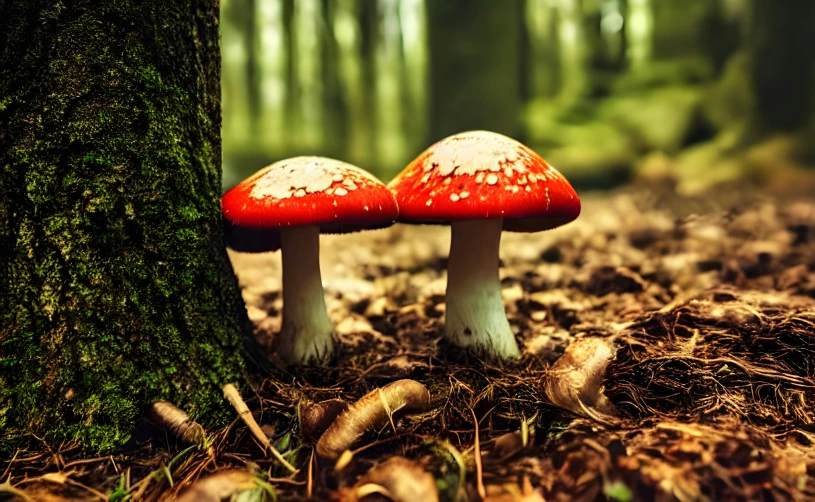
[221,0,815,194]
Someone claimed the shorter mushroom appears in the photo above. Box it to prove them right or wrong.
[222,157,398,364]
[388,131,581,360]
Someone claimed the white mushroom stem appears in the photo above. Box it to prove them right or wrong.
[277,225,333,364]
[445,219,520,359]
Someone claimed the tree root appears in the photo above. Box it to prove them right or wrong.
[148,401,206,446]
[316,379,430,460]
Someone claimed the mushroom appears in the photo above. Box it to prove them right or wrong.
[222,157,399,364]
[388,131,580,359]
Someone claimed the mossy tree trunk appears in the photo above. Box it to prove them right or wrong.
[0,0,252,453]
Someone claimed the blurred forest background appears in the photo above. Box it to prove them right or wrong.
[221,0,815,194]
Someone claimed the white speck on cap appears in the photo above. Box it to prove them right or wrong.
[248,157,380,200]
[426,131,529,178]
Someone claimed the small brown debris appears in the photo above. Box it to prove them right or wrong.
[331,456,439,502]
[176,470,262,502]
[543,337,617,424]
[586,266,648,296]
[300,399,348,441]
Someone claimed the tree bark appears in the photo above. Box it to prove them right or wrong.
[0,0,251,453]
[748,0,815,132]
[427,0,523,142]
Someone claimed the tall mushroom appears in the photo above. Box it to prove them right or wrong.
[222,157,399,364]
[388,131,580,359]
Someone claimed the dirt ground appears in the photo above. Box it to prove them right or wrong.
[5,185,815,501]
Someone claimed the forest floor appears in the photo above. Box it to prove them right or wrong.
[5,183,815,501]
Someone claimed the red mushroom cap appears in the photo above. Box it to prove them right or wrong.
[387,131,580,232]
[222,157,399,252]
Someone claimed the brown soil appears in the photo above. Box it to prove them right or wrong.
[5,186,815,501]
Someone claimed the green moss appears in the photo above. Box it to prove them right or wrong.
[0,0,251,454]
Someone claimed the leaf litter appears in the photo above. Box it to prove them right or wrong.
[4,186,815,501]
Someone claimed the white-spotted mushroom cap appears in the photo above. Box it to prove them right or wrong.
[222,157,399,252]
[387,131,580,232]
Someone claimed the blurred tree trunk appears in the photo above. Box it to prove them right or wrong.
[374,0,407,174]
[292,0,324,149]
[359,1,380,166]
[240,0,260,136]
[255,0,289,154]
[282,0,300,146]
[221,0,254,154]
[555,0,588,104]
[427,0,523,141]
[626,0,653,68]
[0,0,251,453]
[525,0,561,99]
[398,0,429,172]
[322,0,348,158]
[334,0,373,169]
[748,0,815,132]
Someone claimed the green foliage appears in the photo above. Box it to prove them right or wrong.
[604,480,634,502]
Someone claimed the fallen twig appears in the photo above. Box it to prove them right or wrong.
[222,383,297,473]
[471,408,486,500]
